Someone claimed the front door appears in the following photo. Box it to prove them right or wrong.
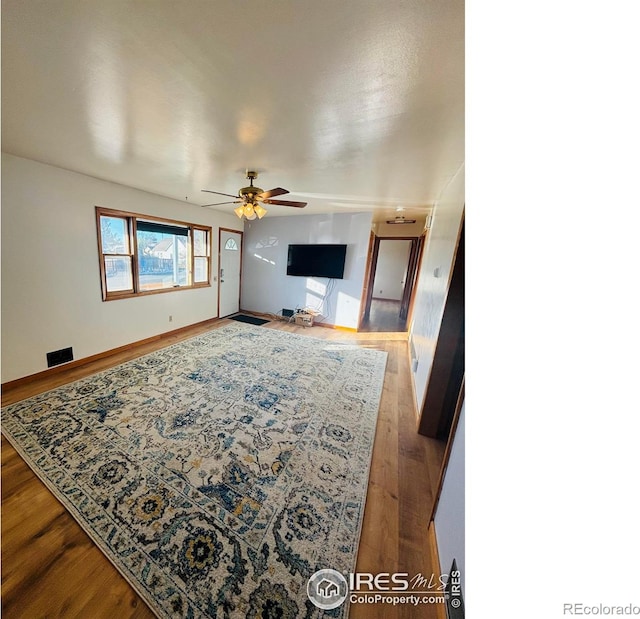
[218,228,242,317]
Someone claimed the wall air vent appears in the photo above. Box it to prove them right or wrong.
[46,347,74,368]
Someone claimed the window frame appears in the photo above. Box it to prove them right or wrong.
[192,227,211,285]
[96,206,212,301]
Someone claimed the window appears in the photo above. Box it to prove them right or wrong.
[96,207,212,301]
[99,215,134,294]
[193,228,209,282]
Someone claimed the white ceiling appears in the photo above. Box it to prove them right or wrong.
[1,0,464,223]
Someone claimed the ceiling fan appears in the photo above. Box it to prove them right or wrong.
[201,170,307,220]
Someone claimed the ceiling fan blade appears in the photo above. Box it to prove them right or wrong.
[201,201,242,207]
[201,189,240,199]
[258,187,289,200]
[262,199,307,208]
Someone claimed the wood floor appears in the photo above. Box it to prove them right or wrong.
[359,299,408,333]
[1,318,445,618]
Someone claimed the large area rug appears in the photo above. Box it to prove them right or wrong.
[1,323,387,618]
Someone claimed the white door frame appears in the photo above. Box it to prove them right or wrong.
[217,227,243,317]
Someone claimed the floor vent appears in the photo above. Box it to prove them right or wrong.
[46,347,74,368]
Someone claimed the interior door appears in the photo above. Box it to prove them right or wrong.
[218,228,242,317]
[399,237,423,320]
[418,218,464,438]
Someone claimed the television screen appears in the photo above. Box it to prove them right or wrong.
[287,244,347,279]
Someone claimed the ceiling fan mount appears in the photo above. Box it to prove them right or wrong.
[201,170,307,219]
[238,170,263,202]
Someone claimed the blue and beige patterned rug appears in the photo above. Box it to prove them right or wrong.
[2,324,387,618]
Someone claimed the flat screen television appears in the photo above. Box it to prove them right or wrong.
[286,244,347,279]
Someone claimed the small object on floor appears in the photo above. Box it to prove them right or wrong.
[293,312,314,327]
[293,307,320,327]
[229,314,270,326]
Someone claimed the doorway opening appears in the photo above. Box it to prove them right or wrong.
[418,216,464,438]
[359,234,425,333]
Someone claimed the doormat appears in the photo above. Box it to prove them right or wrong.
[229,314,270,326]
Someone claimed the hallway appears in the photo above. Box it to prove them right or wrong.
[359,298,408,333]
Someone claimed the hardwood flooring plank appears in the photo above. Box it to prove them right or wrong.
[1,319,446,618]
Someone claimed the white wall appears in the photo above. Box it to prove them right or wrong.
[409,164,464,409]
[434,401,465,595]
[372,239,412,300]
[241,212,373,328]
[1,153,240,383]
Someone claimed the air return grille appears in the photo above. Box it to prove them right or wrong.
[46,347,73,368]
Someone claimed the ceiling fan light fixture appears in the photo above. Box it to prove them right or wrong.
[202,170,307,218]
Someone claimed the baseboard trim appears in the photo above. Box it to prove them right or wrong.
[1,317,221,393]
[428,521,449,619]
[238,309,288,322]
[238,309,357,332]
[315,323,358,332]
[408,334,421,427]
